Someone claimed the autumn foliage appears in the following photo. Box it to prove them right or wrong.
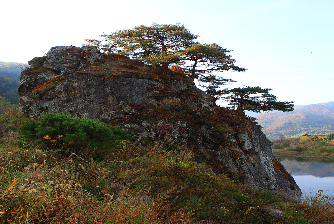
[1,109,334,223]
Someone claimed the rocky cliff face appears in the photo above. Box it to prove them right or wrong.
[19,46,301,197]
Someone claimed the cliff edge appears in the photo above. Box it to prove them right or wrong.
[19,46,301,197]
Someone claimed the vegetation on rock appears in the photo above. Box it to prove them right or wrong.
[89,23,197,69]
[86,23,293,113]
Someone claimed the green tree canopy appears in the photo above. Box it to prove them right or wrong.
[325,133,334,141]
[87,23,198,68]
[183,43,245,79]
[86,23,243,74]
[222,86,294,112]
[86,23,293,113]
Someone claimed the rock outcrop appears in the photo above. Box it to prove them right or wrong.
[19,46,301,197]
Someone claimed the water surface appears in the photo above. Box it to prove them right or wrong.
[278,157,334,199]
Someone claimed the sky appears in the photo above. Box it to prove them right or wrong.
[1,0,333,106]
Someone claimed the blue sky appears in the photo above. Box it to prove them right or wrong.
[1,0,333,105]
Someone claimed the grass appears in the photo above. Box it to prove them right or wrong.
[1,109,334,223]
[273,135,334,158]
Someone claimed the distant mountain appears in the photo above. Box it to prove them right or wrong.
[0,61,27,81]
[0,61,27,105]
[252,102,334,140]
[0,75,20,104]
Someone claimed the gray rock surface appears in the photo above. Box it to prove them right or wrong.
[19,46,301,197]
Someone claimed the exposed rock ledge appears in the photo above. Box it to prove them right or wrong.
[18,46,301,197]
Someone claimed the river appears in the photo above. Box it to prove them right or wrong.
[278,157,334,201]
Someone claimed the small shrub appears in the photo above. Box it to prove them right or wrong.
[292,145,306,152]
[318,146,334,154]
[282,141,291,148]
[0,107,27,134]
[273,143,283,149]
[18,112,132,156]
[299,136,311,144]
[314,141,327,148]
[0,96,13,114]
[325,133,334,141]
[260,190,279,203]
[307,190,334,207]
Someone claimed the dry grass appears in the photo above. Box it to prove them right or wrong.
[0,135,195,223]
[1,111,334,223]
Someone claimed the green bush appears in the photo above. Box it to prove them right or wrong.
[282,141,291,148]
[325,133,334,141]
[292,145,306,152]
[273,143,283,149]
[0,96,14,114]
[0,107,26,137]
[18,112,132,154]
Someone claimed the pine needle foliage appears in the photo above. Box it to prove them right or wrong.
[18,112,132,157]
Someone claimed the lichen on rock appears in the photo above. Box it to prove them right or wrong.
[19,45,301,197]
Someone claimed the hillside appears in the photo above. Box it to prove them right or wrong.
[0,61,24,105]
[253,102,334,140]
[0,75,20,104]
[0,61,26,81]
[1,110,333,223]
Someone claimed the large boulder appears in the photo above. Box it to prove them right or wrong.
[19,46,301,197]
